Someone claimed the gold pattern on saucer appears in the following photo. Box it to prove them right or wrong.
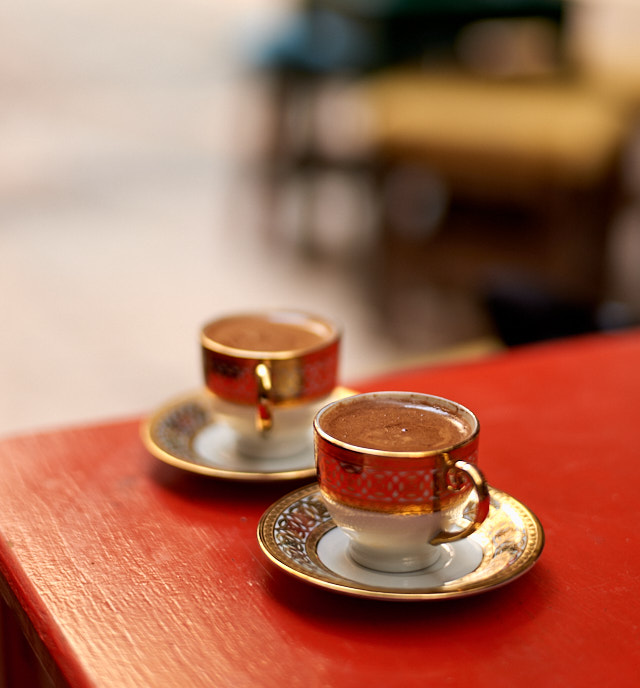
[141,388,356,481]
[257,483,544,600]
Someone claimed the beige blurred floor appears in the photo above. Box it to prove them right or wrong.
[1,1,640,438]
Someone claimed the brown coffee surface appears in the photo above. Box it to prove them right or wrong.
[320,396,472,452]
[207,316,327,352]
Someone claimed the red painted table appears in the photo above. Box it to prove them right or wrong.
[1,330,639,687]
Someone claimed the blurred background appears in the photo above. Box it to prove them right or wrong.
[1,0,639,437]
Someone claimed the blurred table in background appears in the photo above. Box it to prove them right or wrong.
[1,329,639,687]
[361,69,632,336]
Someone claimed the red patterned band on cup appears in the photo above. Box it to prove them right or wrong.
[315,434,479,514]
[203,340,339,405]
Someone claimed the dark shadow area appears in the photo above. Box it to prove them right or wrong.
[148,457,311,514]
[259,552,552,639]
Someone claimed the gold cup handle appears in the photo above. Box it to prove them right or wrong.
[430,459,491,545]
[255,362,273,433]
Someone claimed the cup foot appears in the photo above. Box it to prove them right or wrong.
[192,422,315,472]
[347,542,442,573]
[235,433,312,461]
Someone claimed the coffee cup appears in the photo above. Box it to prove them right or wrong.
[201,310,341,459]
[314,391,490,572]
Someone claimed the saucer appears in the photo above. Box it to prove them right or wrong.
[141,388,355,481]
[257,483,544,600]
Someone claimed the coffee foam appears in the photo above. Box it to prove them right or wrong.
[206,316,327,352]
[319,397,472,452]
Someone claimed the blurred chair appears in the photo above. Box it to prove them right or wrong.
[359,67,631,337]
[251,0,567,251]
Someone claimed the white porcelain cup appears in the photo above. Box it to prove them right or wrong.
[314,392,490,572]
[202,310,341,459]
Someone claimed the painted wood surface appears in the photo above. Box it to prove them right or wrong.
[1,330,639,687]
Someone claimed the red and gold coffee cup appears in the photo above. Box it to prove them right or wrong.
[202,310,341,459]
[314,392,490,572]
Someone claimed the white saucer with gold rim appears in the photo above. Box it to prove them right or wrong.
[257,483,544,600]
[141,387,354,481]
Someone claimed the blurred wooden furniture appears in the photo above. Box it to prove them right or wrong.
[1,329,640,686]
[359,68,632,321]
[254,1,567,251]
[569,0,640,114]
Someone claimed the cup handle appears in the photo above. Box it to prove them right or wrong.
[430,459,491,545]
[255,362,273,433]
